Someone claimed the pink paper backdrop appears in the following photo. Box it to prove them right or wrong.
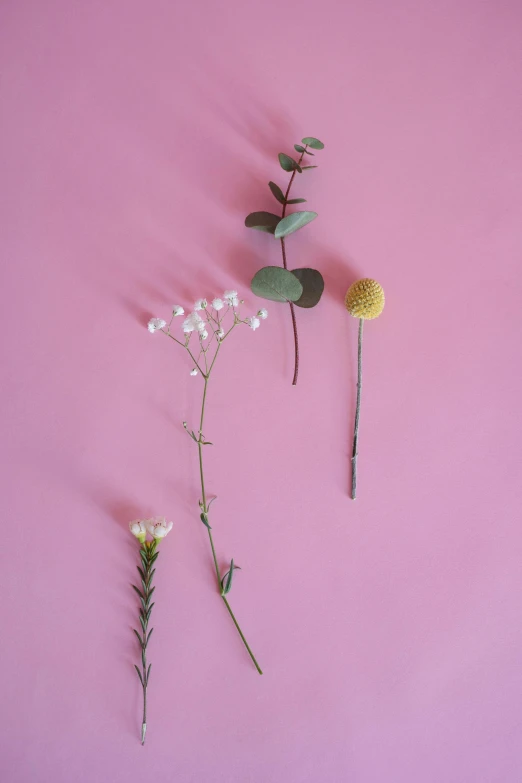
[1,1,521,781]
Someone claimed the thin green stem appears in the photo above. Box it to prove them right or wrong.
[197,363,263,674]
[351,318,364,499]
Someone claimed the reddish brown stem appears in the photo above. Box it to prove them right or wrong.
[280,148,306,386]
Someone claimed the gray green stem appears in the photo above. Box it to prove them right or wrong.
[351,318,364,499]
[197,374,263,675]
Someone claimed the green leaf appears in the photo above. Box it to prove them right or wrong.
[244,211,281,234]
[146,663,152,684]
[139,615,146,634]
[137,566,146,581]
[301,166,318,170]
[141,647,146,669]
[146,628,154,645]
[278,153,302,173]
[291,268,325,308]
[221,560,241,595]
[200,512,212,530]
[146,603,155,621]
[301,136,324,150]
[286,198,306,204]
[294,144,314,156]
[268,181,285,204]
[251,266,303,303]
[133,629,144,647]
[132,584,144,600]
[274,211,318,239]
[134,665,144,686]
[146,586,156,603]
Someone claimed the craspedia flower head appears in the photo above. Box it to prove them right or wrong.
[345,279,385,320]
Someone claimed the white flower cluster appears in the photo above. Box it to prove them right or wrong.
[147,291,268,344]
[129,517,173,542]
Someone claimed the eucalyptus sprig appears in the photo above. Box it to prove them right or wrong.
[147,293,265,674]
[129,517,173,745]
[245,136,325,385]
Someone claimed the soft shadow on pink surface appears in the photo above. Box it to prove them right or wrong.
[2,1,522,782]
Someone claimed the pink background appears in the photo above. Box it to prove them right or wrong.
[1,1,522,781]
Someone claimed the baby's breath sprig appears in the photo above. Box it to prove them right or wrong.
[129,517,173,745]
[245,136,325,385]
[148,292,266,674]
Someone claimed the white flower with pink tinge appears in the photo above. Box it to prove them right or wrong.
[145,517,173,540]
[129,520,147,542]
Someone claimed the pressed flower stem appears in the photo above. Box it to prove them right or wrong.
[133,539,158,745]
[351,318,364,499]
[279,147,307,386]
[197,374,263,674]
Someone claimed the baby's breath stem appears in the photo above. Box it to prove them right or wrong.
[197,365,263,674]
[351,318,364,499]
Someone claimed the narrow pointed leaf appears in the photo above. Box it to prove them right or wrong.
[301,136,324,150]
[245,211,281,234]
[139,615,146,633]
[274,211,318,239]
[147,628,154,644]
[291,268,325,308]
[132,584,144,600]
[286,198,307,204]
[137,566,146,581]
[147,603,155,620]
[278,153,302,173]
[146,663,152,684]
[134,665,144,686]
[141,648,146,669]
[133,629,144,647]
[301,166,318,170]
[221,560,241,595]
[268,181,285,204]
[200,512,212,530]
[251,266,303,303]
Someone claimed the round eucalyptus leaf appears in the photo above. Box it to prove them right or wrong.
[278,153,299,172]
[244,211,281,233]
[251,266,303,303]
[291,268,325,308]
[268,181,285,204]
[274,211,318,239]
[294,144,314,156]
[301,137,324,150]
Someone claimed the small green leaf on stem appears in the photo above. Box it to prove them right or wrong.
[221,559,241,595]
[294,144,315,155]
[133,629,144,647]
[278,153,302,173]
[146,663,152,684]
[301,166,318,170]
[301,136,324,149]
[245,212,281,233]
[132,584,144,600]
[147,628,154,644]
[268,181,285,204]
[274,211,318,239]
[200,512,212,529]
[286,198,307,204]
[251,266,303,303]
[134,665,144,686]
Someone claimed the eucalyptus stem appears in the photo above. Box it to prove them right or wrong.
[197,372,263,675]
[351,318,364,499]
[280,147,307,386]
[133,539,159,744]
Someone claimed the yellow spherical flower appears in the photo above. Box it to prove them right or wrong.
[345,279,385,320]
